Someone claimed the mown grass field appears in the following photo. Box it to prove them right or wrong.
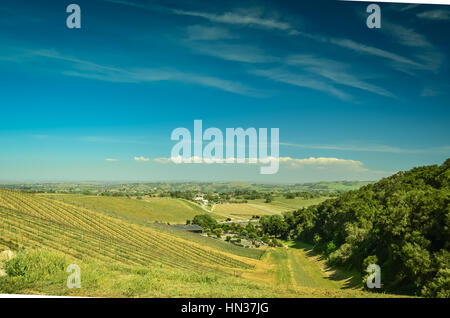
[212,196,330,220]
[42,194,218,225]
[248,197,330,212]
[0,189,400,297]
[212,203,276,220]
[268,241,355,290]
[244,242,400,298]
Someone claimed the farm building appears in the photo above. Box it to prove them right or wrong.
[194,195,209,206]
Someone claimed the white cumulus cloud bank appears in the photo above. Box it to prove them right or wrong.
[157,156,367,170]
[152,156,390,181]
[278,157,368,171]
[134,156,150,162]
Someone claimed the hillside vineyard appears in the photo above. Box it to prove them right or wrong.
[0,189,252,272]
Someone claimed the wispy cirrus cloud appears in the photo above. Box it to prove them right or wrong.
[250,68,352,101]
[399,4,421,12]
[173,7,299,35]
[105,158,118,162]
[104,0,299,34]
[186,25,237,41]
[183,24,279,64]
[281,142,450,154]
[186,42,279,64]
[80,136,154,145]
[105,0,443,73]
[102,0,169,13]
[286,55,395,98]
[383,22,432,48]
[300,24,442,74]
[381,21,443,73]
[8,48,265,97]
[328,38,420,67]
[104,0,442,78]
[180,24,399,99]
[417,9,450,20]
[420,84,450,97]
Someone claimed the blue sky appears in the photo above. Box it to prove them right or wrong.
[0,0,449,182]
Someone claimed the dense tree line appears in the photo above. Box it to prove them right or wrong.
[276,159,449,297]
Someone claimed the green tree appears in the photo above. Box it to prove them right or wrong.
[192,214,218,230]
[260,215,288,238]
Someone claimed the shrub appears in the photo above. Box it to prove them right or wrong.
[6,249,67,280]
[328,243,353,265]
[325,241,337,256]
[313,234,321,248]
[421,268,450,298]
[213,228,222,238]
[271,239,283,247]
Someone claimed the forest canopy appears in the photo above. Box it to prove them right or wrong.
[281,159,450,297]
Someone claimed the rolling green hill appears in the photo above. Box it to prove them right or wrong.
[0,189,400,297]
[42,194,219,225]
[0,190,251,272]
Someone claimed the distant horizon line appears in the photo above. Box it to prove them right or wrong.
[0,180,376,185]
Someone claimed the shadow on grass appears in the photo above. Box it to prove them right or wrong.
[289,240,361,289]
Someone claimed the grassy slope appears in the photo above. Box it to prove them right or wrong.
[245,242,400,298]
[265,247,342,290]
[0,247,396,298]
[0,190,399,297]
[281,241,353,290]
[1,189,287,297]
[42,194,221,225]
[0,249,292,297]
[0,190,252,273]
